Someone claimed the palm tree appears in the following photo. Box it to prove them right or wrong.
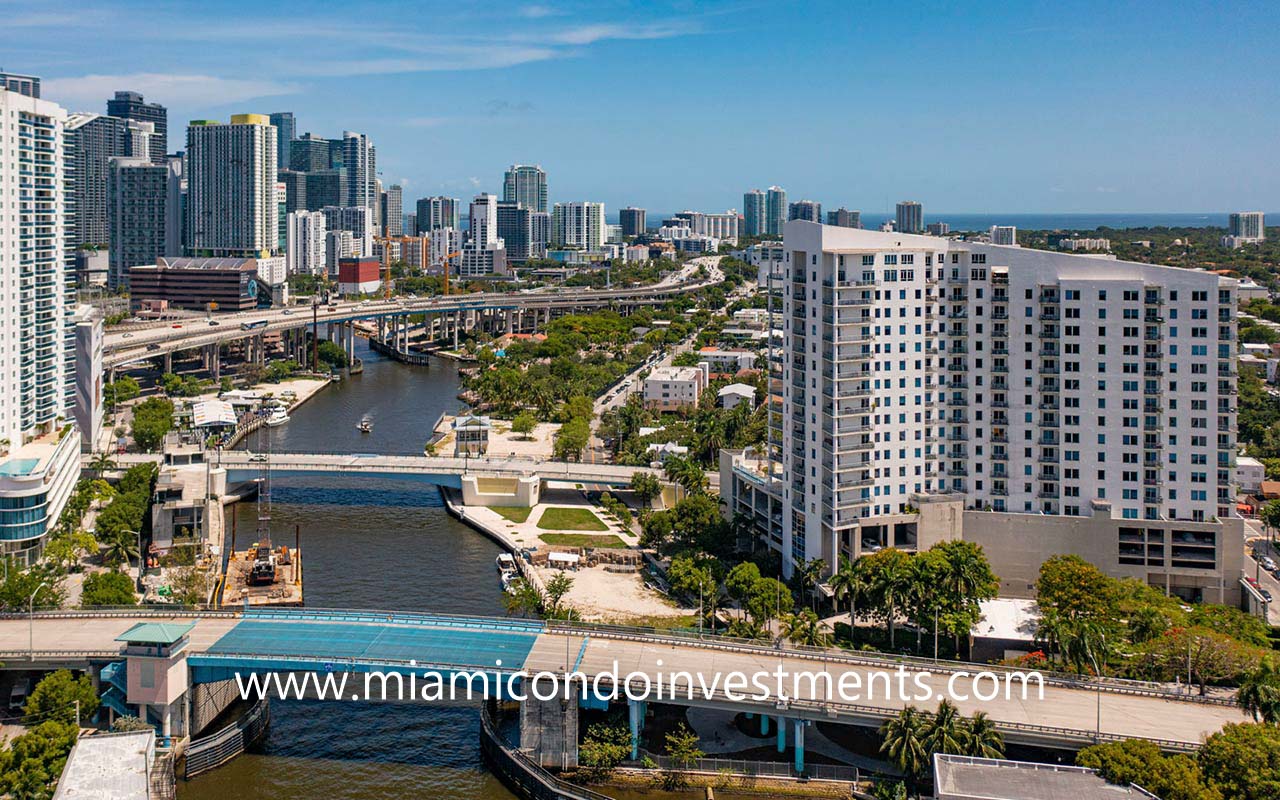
[879,706,928,779]
[963,712,1005,758]
[828,556,868,632]
[1128,605,1172,644]
[867,549,912,648]
[89,451,116,479]
[102,530,138,570]
[1238,656,1280,724]
[922,700,968,758]
[780,609,832,648]
[799,557,827,612]
[502,579,545,619]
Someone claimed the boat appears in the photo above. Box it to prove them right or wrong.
[496,553,516,574]
[264,407,290,427]
[357,414,373,433]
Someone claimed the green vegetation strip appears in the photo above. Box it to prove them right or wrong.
[490,506,532,523]
[536,507,608,531]
[540,533,628,549]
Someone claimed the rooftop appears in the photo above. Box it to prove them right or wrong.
[116,622,196,645]
[53,731,154,800]
[933,754,1158,800]
[148,257,257,272]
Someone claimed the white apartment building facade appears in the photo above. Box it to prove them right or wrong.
[0,85,82,562]
[185,114,278,258]
[725,221,1240,603]
[643,365,709,412]
[551,202,606,251]
[286,210,327,275]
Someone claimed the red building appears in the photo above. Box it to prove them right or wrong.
[337,256,381,295]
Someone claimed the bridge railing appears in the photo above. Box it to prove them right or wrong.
[184,698,270,778]
[540,618,1240,707]
[479,702,616,800]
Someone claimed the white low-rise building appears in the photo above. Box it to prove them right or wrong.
[643,364,709,411]
[1238,456,1265,494]
[697,347,758,374]
[718,383,757,410]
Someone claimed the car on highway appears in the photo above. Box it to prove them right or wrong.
[171,324,182,328]
[122,333,134,338]
[249,454,268,463]
[208,320,220,326]
[282,309,294,315]
[146,343,161,351]
[1263,556,1278,572]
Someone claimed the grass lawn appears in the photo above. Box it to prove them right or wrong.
[490,506,532,523]
[540,533,628,549]
[536,507,608,531]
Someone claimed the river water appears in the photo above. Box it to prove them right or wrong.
[180,341,523,800]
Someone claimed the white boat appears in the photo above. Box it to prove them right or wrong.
[357,414,373,433]
[264,407,290,427]
[496,553,516,573]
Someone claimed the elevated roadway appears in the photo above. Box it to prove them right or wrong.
[0,609,1248,752]
[104,260,725,369]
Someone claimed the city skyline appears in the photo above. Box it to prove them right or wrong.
[9,0,1278,213]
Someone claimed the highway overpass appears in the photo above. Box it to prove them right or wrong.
[104,261,725,370]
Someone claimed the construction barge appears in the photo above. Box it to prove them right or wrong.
[218,453,304,608]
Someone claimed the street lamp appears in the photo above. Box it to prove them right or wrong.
[29,579,49,661]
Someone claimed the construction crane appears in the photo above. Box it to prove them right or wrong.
[375,236,460,298]
[442,251,461,295]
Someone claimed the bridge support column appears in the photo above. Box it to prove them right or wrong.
[760,714,769,736]
[208,345,220,381]
[628,698,642,760]
[519,693,579,769]
[453,311,460,349]
[347,322,355,361]
[776,716,785,752]
[793,719,805,773]
[163,352,172,374]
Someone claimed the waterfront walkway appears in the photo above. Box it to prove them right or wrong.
[0,609,1248,752]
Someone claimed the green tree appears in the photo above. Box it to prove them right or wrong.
[1262,499,1280,537]
[796,557,827,613]
[780,609,831,647]
[100,529,140,570]
[553,417,590,461]
[829,555,870,629]
[129,397,174,452]
[964,712,1005,758]
[88,451,116,478]
[23,670,99,726]
[663,457,707,496]
[578,719,633,783]
[511,411,537,440]
[1238,656,1280,724]
[1077,738,1222,800]
[630,471,662,503]
[80,571,137,607]
[864,548,913,648]
[43,530,96,574]
[929,540,1000,652]
[544,572,574,615]
[661,722,703,788]
[870,781,908,800]
[1198,723,1280,800]
[1035,554,1122,671]
[502,579,544,618]
[1132,626,1262,695]
[0,720,79,799]
[880,706,929,779]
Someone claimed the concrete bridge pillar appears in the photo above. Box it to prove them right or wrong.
[628,698,643,760]
[209,345,220,381]
[346,322,355,361]
[256,334,266,365]
[776,716,786,752]
[760,714,769,736]
[519,693,579,769]
[453,310,460,349]
[793,719,806,773]
[163,352,172,374]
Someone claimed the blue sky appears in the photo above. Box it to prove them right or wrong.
[9,0,1278,214]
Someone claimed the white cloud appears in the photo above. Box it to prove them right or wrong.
[289,46,559,77]
[542,22,690,46]
[43,73,299,109]
[519,4,559,18]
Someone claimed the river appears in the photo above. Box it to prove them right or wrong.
[180,341,524,800]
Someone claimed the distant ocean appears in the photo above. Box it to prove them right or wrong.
[622,211,1252,231]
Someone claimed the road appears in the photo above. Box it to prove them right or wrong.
[1243,518,1280,623]
[0,610,1249,750]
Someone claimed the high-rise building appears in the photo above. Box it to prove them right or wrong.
[989,225,1018,246]
[723,221,1240,596]
[106,91,167,162]
[620,207,647,238]
[926,222,950,236]
[321,206,374,257]
[531,212,550,257]
[381,185,403,237]
[1228,211,1265,241]
[64,113,131,252]
[496,200,531,262]
[279,169,307,215]
[503,164,548,213]
[290,133,333,172]
[416,196,460,233]
[341,131,376,213]
[826,207,860,229]
[0,83,82,561]
[895,200,923,234]
[403,213,417,237]
[765,186,787,236]
[743,190,766,237]
[429,227,463,268]
[672,210,740,242]
[304,169,345,210]
[788,200,822,223]
[286,210,327,276]
[551,202,606,251]
[185,114,278,258]
[0,72,40,98]
[268,112,295,175]
[107,156,184,289]
[469,194,501,249]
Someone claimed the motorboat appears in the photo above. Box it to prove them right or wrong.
[496,553,516,574]
[357,414,373,433]
[264,407,290,427]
